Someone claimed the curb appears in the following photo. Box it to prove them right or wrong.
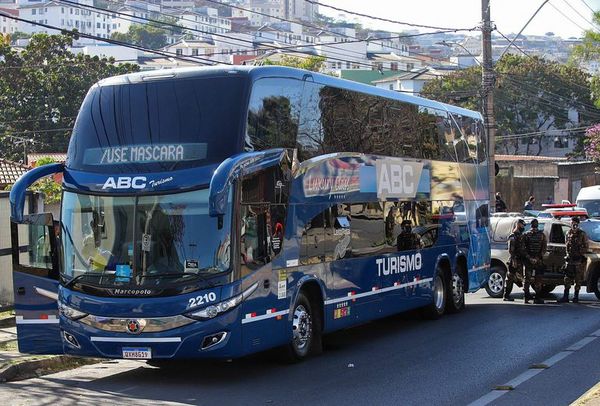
[0,355,99,383]
[0,317,15,329]
[572,381,600,406]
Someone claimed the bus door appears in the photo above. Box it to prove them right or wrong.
[239,164,291,353]
[11,213,63,354]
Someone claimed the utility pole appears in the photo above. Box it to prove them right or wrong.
[481,0,496,208]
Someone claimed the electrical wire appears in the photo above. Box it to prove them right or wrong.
[561,0,600,29]
[549,0,590,32]
[303,0,476,31]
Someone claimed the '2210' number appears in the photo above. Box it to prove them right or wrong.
[188,292,217,308]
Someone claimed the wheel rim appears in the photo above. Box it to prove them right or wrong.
[452,273,464,306]
[434,275,445,311]
[488,272,504,294]
[292,305,312,351]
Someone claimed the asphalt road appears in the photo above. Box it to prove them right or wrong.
[1,288,600,406]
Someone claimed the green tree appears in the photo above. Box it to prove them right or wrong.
[110,17,182,49]
[570,11,599,108]
[263,55,326,72]
[421,55,600,156]
[4,157,62,203]
[0,32,138,161]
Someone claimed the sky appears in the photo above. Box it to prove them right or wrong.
[319,0,600,39]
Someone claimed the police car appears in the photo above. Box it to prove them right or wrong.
[487,207,600,299]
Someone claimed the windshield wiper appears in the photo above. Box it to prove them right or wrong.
[63,273,107,289]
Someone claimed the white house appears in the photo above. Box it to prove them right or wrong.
[169,7,231,41]
[372,68,439,96]
[0,7,18,35]
[233,0,317,26]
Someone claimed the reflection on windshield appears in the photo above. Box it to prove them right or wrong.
[61,189,232,287]
[580,221,600,242]
[579,200,600,218]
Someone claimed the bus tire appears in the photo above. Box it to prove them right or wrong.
[421,271,447,320]
[592,271,600,301]
[285,292,320,362]
[446,268,466,314]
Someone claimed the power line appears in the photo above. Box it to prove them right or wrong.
[0,11,224,66]
[579,0,597,14]
[60,0,467,72]
[499,0,550,59]
[562,0,600,29]
[303,0,476,31]
[549,0,590,32]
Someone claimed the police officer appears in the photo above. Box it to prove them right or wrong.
[558,216,588,303]
[524,218,546,304]
[503,219,526,301]
[397,219,422,251]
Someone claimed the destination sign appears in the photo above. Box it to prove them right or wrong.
[83,143,207,165]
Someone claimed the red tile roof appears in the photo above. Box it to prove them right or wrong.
[495,154,568,161]
[27,153,67,167]
[0,159,29,187]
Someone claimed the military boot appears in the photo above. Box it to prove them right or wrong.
[534,296,545,304]
[557,288,570,303]
[572,290,580,303]
[524,291,533,304]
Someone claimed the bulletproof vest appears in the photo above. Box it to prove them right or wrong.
[526,229,544,256]
[508,231,525,259]
[566,229,586,257]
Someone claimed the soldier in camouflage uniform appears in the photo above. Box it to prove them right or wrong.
[558,216,588,303]
[503,219,527,301]
[524,219,546,304]
[397,220,422,251]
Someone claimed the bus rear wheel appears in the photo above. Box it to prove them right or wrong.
[421,272,447,320]
[285,292,320,362]
[446,271,466,314]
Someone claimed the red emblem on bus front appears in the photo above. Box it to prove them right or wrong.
[126,319,142,334]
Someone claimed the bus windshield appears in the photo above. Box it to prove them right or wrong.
[61,189,232,288]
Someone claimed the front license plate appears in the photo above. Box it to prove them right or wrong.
[122,347,152,359]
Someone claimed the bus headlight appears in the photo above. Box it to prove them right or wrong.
[59,303,88,321]
[186,282,258,321]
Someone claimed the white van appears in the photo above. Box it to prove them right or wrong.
[576,186,600,218]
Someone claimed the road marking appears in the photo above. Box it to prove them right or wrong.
[566,336,596,351]
[504,369,544,387]
[541,351,572,367]
[468,334,600,405]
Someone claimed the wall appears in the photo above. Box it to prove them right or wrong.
[495,159,600,212]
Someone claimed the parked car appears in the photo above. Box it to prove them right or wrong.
[487,215,600,299]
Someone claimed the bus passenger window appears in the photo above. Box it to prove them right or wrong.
[300,210,325,265]
[350,202,385,258]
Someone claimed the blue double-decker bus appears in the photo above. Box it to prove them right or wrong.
[10,66,490,362]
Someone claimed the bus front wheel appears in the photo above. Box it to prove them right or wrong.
[285,292,320,362]
[421,272,447,320]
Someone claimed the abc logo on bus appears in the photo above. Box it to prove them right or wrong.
[102,176,147,190]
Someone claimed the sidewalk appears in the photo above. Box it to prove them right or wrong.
[572,382,600,406]
[0,318,98,382]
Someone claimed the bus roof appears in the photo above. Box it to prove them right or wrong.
[97,66,482,121]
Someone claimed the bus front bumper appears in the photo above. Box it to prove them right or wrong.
[60,309,245,360]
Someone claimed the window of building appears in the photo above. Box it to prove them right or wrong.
[192,48,199,56]
[391,62,398,71]
[176,48,183,55]
[389,84,394,90]
[61,7,64,13]
[32,9,37,15]
[554,137,569,148]
[407,63,415,70]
